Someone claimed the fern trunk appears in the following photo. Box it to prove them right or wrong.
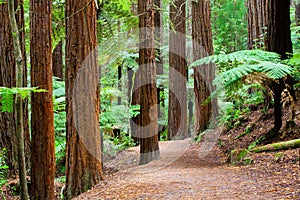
[266,0,293,134]
[7,0,29,199]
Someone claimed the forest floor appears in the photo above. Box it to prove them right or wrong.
[3,99,300,200]
[74,95,300,199]
[75,138,299,199]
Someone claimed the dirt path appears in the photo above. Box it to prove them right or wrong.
[75,138,299,200]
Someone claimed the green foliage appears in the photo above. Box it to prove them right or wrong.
[211,0,247,53]
[190,50,292,87]
[0,149,8,198]
[0,87,47,113]
[190,50,295,129]
[98,0,138,42]
[100,86,140,131]
[289,53,300,84]
[52,0,65,47]
[274,152,283,162]
[248,136,265,150]
[105,132,135,151]
[52,78,66,174]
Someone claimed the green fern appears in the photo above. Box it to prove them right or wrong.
[0,91,14,112]
[0,87,47,113]
[190,50,281,67]
[190,50,293,87]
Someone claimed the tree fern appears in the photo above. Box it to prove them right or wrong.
[190,50,282,67]
[190,50,293,88]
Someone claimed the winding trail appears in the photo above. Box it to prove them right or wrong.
[75,137,299,199]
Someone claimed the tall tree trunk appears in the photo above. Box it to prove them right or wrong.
[266,0,293,134]
[154,0,163,75]
[168,0,188,140]
[154,0,164,126]
[52,40,63,80]
[130,68,141,145]
[0,0,30,177]
[118,65,122,105]
[296,1,300,25]
[138,0,160,165]
[30,0,55,199]
[192,0,216,135]
[247,0,268,49]
[8,0,28,199]
[65,0,104,198]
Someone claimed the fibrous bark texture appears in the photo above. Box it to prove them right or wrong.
[168,0,188,140]
[65,0,104,198]
[30,0,55,199]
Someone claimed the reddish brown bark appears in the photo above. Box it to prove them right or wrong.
[154,0,164,123]
[0,0,30,176]
[247,0,268,49]
[138,0,160,165]
[168,0,188,140]
[30,0,55,199]
[154,0,163,75]
[52,41,63,79]
[192,0,217,135]
[296,2,300,25]
[65,0,104,198]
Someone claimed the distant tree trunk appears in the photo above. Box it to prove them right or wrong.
[154,0,164,124]
[118,65,122,105]
[30,0,55,199]
[266,0,293,134]
[192,0,216,135]
[296,1,300,25]
[138,0,160,165]
[247,0,268,49]
[8,0,29,199]
[0,0,30,177]
[130,66,141,145]
[154,0,163,75]
[65,0,104,198]
[168,0,188,140]
[52,40,63,79]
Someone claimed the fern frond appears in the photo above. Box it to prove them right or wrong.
[213,62,292,87]
[190,50,281,67]
[0,90,14,113]
[0,87,47,113]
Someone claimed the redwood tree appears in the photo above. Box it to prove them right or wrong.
[0,0,30,176]
[138,0,160,165]
[247,0,268,49]
[154,0,164,122]
[192,0,216,135]
[296,0,300,25]
[52,41,63,79]
[65,0,104,198]
[168,0,188,140]
[30,0,55,199]
[266,0,293,134]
